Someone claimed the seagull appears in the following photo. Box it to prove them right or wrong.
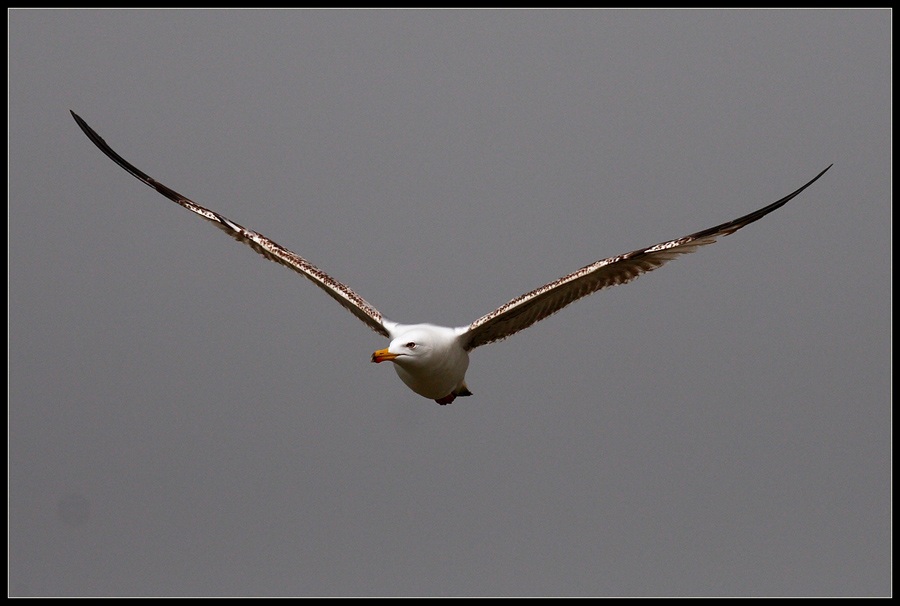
[71,111,831,405]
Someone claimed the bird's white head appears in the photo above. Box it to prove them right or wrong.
[370,326,440,368]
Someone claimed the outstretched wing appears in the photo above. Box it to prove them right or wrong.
[71,111,391,338]
[460,165,831,351]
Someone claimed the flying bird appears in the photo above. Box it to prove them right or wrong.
[70,111,831,405]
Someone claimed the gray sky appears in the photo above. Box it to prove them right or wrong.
[9,9,890,597]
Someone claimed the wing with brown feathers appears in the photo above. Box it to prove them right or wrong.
[460,165,831,351]
[71,111,391,338]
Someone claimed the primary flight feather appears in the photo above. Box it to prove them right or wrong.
[71,111,831,405]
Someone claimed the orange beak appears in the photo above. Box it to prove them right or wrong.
[371,348,400,363]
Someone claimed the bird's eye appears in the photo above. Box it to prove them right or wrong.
[405,342,417,349]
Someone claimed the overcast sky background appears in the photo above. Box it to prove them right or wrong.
[9,9,890,597]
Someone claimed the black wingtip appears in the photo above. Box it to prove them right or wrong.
[70,109,162,189]
[794,164,833,196]
[70,110,86,128]
[70,110,101,145]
